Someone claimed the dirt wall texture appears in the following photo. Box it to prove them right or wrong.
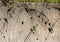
[0,2,60,42]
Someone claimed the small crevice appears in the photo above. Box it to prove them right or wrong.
[0,18,1,21]
[45,38,47,40]
[5,30,7,32]
[30,28,33,32]
[42,18,43,21]
[4,18,8,23]
[7,6,13,12]
[29,9,36,11]
[54,7,60,11]
[25,8,29,12]
[25,8,36,12]
[30,17,33,19]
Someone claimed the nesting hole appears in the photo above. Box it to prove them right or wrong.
[48,23,51,26]
[36,38,38,40]
[45,21,47,25]
[38,15,40,18]
[3,36,5,38]
[22,21,24,24]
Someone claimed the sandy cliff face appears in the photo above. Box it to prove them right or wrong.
[0,2,60,42]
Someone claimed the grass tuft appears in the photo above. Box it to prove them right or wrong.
[12,0,60,3]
